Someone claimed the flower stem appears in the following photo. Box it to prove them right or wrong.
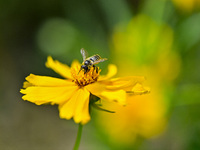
[73,123,83,150]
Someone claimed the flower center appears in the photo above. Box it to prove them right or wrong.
[71,66,101,87]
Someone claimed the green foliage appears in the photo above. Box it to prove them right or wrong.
[1,0,200,149]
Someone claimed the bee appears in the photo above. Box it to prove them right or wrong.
[80,48,107,74]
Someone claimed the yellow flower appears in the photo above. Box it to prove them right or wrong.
[172,0,200,13]
[20,56,149,125]
[94,15,181,146]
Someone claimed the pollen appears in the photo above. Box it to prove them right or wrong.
[71,66,101,87]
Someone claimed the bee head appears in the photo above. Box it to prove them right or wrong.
[80,65,89,74]
[81,65,88,70]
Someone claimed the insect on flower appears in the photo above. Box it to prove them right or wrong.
[20,48,150,125]
[80,48,107,74]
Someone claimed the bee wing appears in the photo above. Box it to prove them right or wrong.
[80,48,88,61]
[93,58,108,65]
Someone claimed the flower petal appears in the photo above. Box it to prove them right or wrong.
[86,76,147,105]
[102,76,146,91]
[99,64,117,81]
[70,59,82,74]
[23,81,33,88]
[71,60,81,69]
[59,88,90,125]
[25,74,73,87]
[45,56,73,79]
[86,82,126,105]
[101,90,126,105]
[20,84,78,105]
[128,83,150,95]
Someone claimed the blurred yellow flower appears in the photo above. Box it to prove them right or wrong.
[172,0,200,13]
[96,15,181,146]
[20,55,149,125]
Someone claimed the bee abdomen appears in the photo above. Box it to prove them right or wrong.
[90,55,101,62]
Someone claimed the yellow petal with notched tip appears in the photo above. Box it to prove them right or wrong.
[20,85,78,105]
[73,88,90,124]
[59,88,90,125]
[86,82,126,105]
[23,81,33,88]
[45,56,73,79]
[99,64,117,81]
[79,97,91,124]
[128,83,150,95]
[103,76,146,91]
[25,74,73,86]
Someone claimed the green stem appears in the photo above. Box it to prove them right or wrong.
[73,123,83,150]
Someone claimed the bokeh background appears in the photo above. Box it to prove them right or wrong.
[1,0,200,149]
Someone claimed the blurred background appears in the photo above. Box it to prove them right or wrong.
[0,0,200,149]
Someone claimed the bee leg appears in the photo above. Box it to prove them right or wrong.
[84,69,87,74]
[93,65,98,73]
[84,68,90,74]
[96,66,98,73]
